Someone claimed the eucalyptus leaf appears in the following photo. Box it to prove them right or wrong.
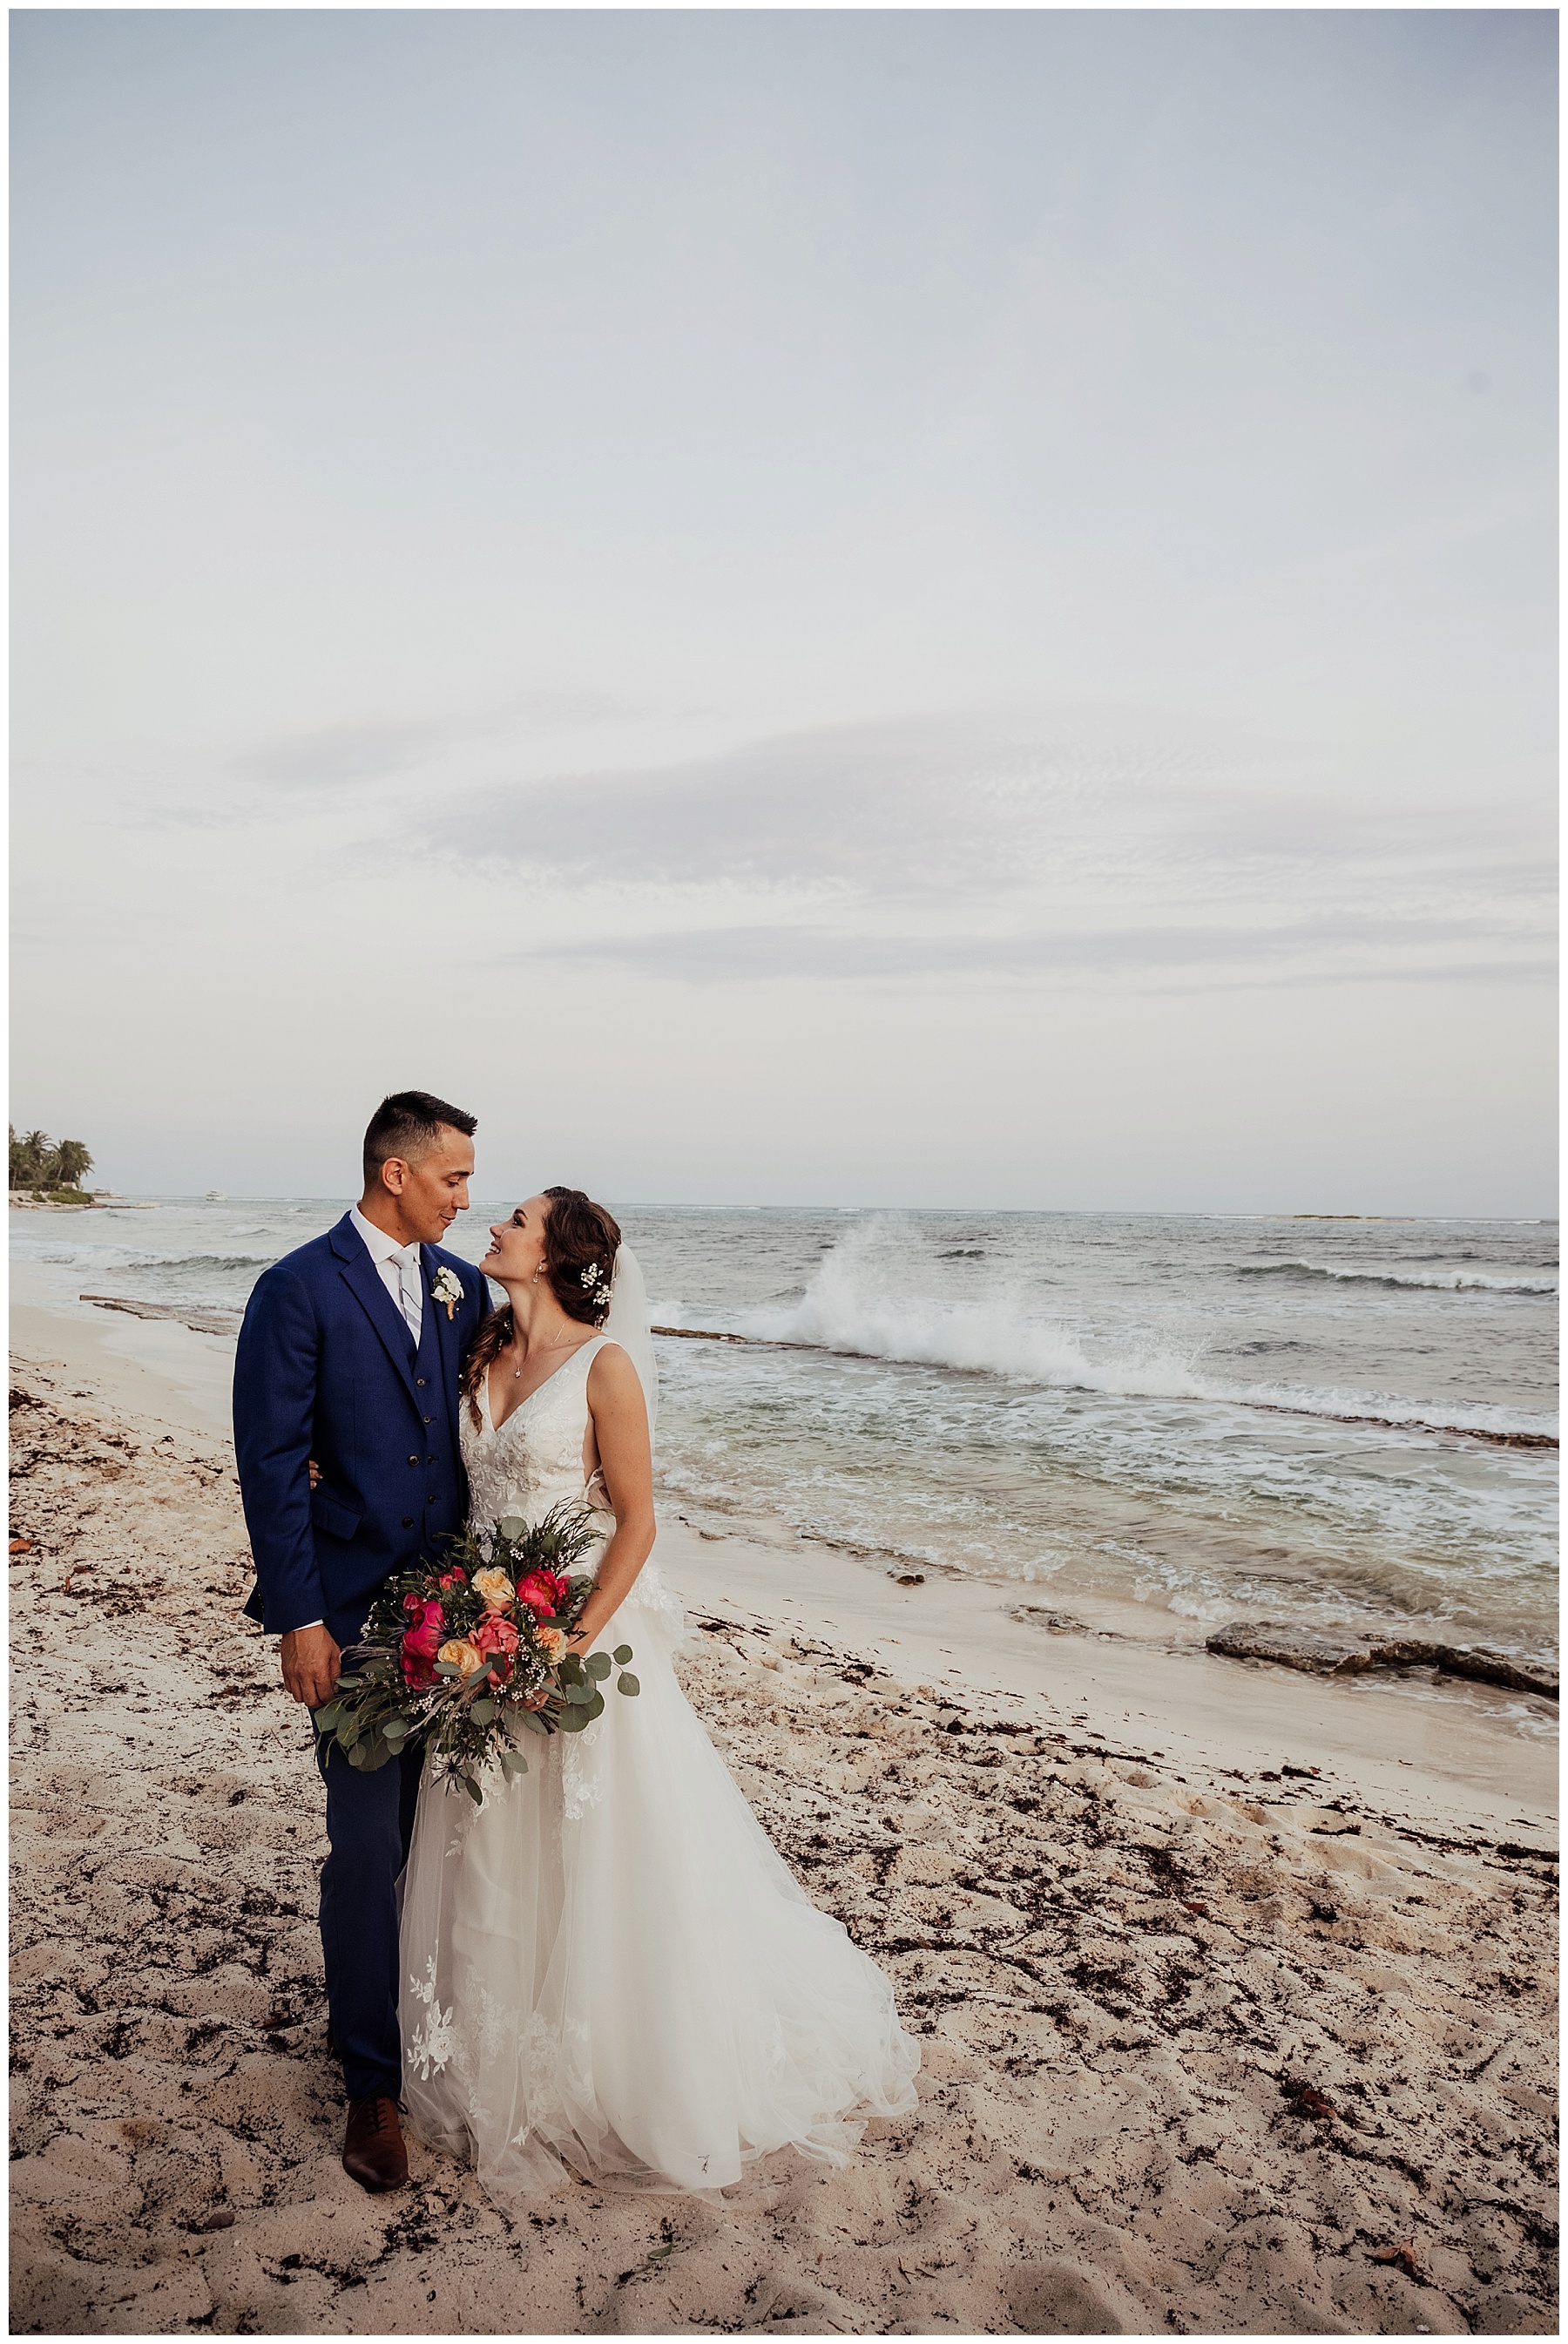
[463,1774,483,1805]
[557,1706,591,1732]
[612,1646,632,1667]
[435,1663,463,1677]
[382,1717,410,1742]
[501,1750,530,1777]
[585,1652,612,1681]
[314,1704,342,1731]
[585,1691,605,1721]
[618,1673,640,1697]
[514,1709,551,1736]
[564,1683,593,1705]
[497,1516,528,1541]
[469,1699,498,1727]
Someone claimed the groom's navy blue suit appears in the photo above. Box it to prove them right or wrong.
[233,1212,487,2102]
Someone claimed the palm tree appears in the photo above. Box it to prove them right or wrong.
[10,1128,52,1188]
[54,1140,93,1191]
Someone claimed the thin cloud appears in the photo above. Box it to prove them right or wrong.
[429,715,1192,895]
[233,716,456,789]
[503,915,1555,987]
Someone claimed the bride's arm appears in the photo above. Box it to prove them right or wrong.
[568,1345,656,1650]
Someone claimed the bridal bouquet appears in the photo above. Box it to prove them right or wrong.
[314,1501,639,1805]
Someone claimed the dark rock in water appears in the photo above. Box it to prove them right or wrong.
[1010,1604,1109,1638]
[1206,1620,1558,1702]
[1206,1623,1371,1677]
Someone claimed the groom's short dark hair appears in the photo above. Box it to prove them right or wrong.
[363,1091,477,1187]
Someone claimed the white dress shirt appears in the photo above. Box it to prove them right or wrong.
[293,1206,425,1638]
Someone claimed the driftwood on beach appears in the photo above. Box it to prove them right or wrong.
[1206,1619,1558,1701]
[81,1294,241,1338]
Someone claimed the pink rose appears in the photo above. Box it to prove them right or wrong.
[438,1568,467,1589]
[401,1614,443,1686]
[517,1569,570,1616]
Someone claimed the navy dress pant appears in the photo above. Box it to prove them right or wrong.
[314,1729,424,2103]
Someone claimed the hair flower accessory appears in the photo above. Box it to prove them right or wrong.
[431,1265,465,1321]
[578,1257,612,1324]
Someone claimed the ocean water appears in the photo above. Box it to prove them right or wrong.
[15,1201,1558,1690]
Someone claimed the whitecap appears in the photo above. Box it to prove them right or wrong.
[1239,1259,1556,1296]
[724,1222,1558,1445]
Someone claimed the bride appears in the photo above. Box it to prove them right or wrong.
[397,1185,920,2198]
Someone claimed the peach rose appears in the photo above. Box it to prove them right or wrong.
[536,1625,567,1665]
[437,1638,485,1677]
[472,1566,515,1611]
[473,1614,519,1657]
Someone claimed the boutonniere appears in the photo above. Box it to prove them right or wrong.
[430,1265,465,1322]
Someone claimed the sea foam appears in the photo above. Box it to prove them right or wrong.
[729,1223,1557,1443]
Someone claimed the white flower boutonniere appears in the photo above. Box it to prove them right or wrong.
[431,1265,465,1322]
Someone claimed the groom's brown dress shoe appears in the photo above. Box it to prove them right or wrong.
[342,2097,409,2193]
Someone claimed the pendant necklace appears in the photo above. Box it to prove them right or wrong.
[513,1330,580,1379]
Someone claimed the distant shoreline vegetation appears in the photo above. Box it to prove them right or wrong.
[9,1125,96,1205]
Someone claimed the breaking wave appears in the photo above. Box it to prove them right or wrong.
[1239,1259,1557,1296]
[721,1225,1558,1446]
[9,1236,278,1274]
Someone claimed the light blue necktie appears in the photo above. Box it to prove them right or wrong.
[393,1245,422,1341]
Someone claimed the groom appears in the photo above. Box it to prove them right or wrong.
[233,1091,487,2192]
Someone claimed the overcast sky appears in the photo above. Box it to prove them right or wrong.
[12,10,1557,1210]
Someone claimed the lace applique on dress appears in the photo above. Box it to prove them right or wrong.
[560,1735,604,1823]
[406,1954,458,2081]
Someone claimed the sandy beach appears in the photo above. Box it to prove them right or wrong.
[10,1301,1558,2336]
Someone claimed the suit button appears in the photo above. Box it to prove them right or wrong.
[416,1378,427,1387]
[426,1495,436,1506]
[402,1516,414,1529]
[426,1454,436,1464]
[422,1414,432,1425]
[408,1454,419,1467]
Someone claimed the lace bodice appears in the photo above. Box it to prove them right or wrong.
[461,1334,613,1539]
[460,1335,679,1630]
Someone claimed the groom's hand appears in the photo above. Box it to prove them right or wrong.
[280,1623,341,1710]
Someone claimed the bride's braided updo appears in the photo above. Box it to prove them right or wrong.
[462,1187,623,1426]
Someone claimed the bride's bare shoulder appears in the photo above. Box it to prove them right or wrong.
[585,1339,642,1407]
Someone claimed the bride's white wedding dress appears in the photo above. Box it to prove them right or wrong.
[397,1318,919,2199]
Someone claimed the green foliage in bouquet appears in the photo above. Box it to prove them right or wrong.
[313,1501,639,1805]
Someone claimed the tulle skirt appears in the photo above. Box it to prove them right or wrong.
[397,1562,920,2198]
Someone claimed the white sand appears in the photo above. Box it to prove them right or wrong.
[9,1300,1559,2335]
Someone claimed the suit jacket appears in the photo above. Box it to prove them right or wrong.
[233,1212,490,1647]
